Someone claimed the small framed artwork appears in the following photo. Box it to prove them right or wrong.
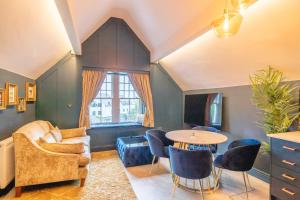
[16,97,26,112]
[6,82,18,105]
[0,89,6,110]
[25,82,36,102]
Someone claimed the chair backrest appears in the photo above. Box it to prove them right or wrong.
[146,132,166,157]
[192,126,220,133]
[169,146,212,180]
[146,129,174,146]
[223,139,261,171]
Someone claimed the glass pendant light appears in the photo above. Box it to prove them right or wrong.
[231,0,252,14]
[211,0,243,38]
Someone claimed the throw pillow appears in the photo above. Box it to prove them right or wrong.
[50,127,62,142]
[40,133,56,143]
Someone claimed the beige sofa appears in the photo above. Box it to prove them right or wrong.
[13,120,90,197]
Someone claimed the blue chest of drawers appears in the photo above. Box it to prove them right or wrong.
[270,133,300,200]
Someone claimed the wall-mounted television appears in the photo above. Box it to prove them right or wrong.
[184,93,223,129]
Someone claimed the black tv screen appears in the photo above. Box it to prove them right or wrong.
[184,93,223,129]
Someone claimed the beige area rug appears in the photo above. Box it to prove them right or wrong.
[1,151,137,200]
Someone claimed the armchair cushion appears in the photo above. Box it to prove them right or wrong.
[60,127,87,139]
[62,136,90,147]
[39,142,85,154]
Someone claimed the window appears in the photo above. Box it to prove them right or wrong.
[90,73,142,126]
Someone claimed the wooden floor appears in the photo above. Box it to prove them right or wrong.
[125,157,269,200]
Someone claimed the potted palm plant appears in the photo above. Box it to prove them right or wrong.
[250,66,300,152]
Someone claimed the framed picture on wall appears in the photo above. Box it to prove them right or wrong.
[0,89,6,110]
[6,82,18,105]
[16,97,26,112]
[25,82,36,102]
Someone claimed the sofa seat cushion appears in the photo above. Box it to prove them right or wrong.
[62,136,90,147]
[40,142,85,154]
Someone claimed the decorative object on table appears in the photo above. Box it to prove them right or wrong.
[5,82,18,106]
[0,88,6,110]
[169,146,212,200]
[146,129,174,174]
[116,135,156,167]
[190,126,220,153]
[16,98,26,112]
[250,66,300,152]
[214,139,261,199]
[25,82,36,102]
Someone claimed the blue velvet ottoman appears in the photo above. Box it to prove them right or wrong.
[116,135,156,167]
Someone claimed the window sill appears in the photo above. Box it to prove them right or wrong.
[89,122,143,129]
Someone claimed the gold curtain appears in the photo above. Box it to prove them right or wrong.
[79,70,106,128]
[128,73,154,127]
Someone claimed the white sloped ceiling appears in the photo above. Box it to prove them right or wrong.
[0,0,72,79]
[160,0,300,91]
[1,0,299,90]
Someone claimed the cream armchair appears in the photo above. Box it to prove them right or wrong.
[13,121,90,197]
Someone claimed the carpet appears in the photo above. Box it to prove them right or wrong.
[0,151,137,200]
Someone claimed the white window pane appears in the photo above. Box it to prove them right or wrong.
[120,91,124,98]
[90,99,112,126]
[124,76,129,83]
[130,85,134,91]
[107,83,111,91]
[106,74,112,82]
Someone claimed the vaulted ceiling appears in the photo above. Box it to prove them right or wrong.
[160,0,300,91]
[0,0,299,91]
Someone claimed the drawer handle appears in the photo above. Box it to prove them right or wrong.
[282,173,296,181]
[281,188,295,196]
[283,145,296,151]
[282,160,296,166]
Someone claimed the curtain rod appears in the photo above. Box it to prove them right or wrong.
[82,66,150,74]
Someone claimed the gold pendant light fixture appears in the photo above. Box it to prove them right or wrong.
[231,0,253,14]
[211,0,253,38]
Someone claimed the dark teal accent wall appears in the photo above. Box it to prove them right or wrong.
[36,18,180,151]
[36,53,82,128]
[150,63,183,131]
[82,17,150,71]
[0,69,35,140]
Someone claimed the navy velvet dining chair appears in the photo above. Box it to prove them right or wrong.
[169,146,212,200]
[146,129,174,174]
[213,138,261,199]
[189,126,220,153]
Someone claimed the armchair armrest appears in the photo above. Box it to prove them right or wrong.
[60,127,87,139]
[13,133,80,187]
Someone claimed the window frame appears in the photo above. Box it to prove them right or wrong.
[90,72,142,127]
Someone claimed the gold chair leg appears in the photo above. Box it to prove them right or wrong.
[172,176,180,197]
[242,172,249,199]
[149,156,156,175]
[199,179,204,200]
[214,168,222,190]
[245,172,253,189]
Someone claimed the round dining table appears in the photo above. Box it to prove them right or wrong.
[166,129,228,193]
[166,129,228,148]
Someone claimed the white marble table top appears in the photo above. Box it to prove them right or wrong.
[166,130,228,145]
